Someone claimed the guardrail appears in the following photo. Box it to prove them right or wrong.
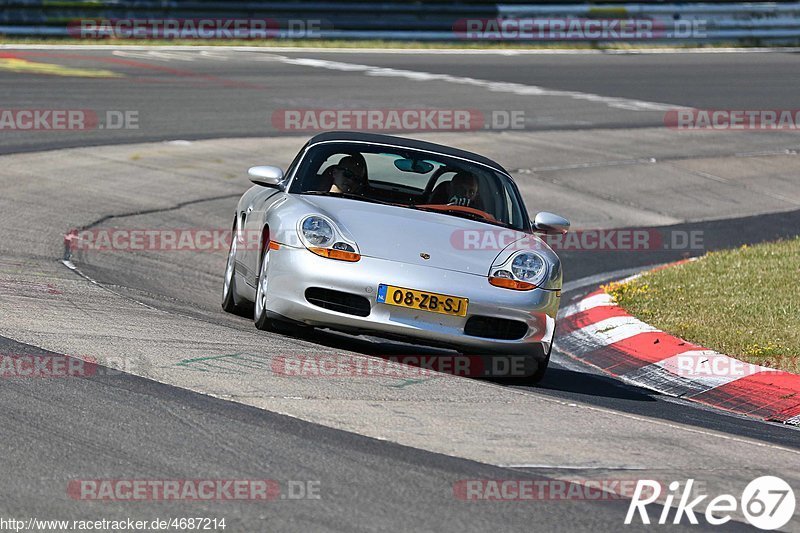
[0,1,799,44]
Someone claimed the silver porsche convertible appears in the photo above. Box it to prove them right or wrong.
[222,132,569,383]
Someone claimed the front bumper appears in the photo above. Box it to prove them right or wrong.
[264,244,559,356]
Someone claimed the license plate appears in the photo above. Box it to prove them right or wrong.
[376,284,468,317]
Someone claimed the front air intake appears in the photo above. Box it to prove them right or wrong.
[464,316,528,340]
[305,288,371,317]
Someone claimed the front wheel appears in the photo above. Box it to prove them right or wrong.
[222,223,249,316]
[253,246,273,330]
[525,349,550,385]
[496,344,551,386]
[253,245,307,335]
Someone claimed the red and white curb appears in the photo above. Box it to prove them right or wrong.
[556,276,800,426]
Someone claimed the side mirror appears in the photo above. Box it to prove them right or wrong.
[532,212,570,234]
[248,166,284,188]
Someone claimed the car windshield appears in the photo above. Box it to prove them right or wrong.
[289,141,529,231]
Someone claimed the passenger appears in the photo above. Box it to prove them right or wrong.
[446,172,479,207]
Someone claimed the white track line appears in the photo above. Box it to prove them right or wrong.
[276,56,681,111]
[560,292,615,318]
[563,315,658,346]
[561,266,651,293]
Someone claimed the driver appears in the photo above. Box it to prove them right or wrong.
[446,172,479,207]
[329,155,368,194]
[311,153,368,194]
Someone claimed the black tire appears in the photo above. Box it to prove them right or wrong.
[261,313,311,336]
[252,245,295,333]
[525,349,551,385]
[498,343,551,386]
[253,245,273,331]
[221,223,250,316]
[252,245,313,336]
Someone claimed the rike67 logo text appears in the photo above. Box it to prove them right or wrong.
[626,476,795,530]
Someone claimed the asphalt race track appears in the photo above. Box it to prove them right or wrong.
[0,46,799,532]
[2,47,800,154]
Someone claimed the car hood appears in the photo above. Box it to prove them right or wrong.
[297,195,534,275]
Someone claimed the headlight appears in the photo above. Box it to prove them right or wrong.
[512,253,545,282]
[298,215,360,262]
[489,252,548,291]
[301,216,334,247]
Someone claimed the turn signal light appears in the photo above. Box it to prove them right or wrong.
[309,247,361,262]
[489,276,536,291]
